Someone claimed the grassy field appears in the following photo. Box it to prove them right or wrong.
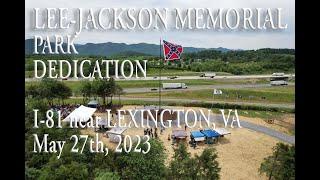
[125,86,295,104]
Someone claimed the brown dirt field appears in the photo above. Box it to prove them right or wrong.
[239,114,295,135]
[81,106,282,180]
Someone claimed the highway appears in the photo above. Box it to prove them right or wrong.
[122,83,295,109]
[25,74,295,82]
[124,83,295,93]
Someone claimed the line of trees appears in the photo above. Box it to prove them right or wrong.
[25,78,125,106]
[25,78,72,105]
[80,78,124,105]
[182,48,295,62]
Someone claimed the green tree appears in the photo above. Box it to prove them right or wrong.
[80,81,92,103]
[259,143,295,180]
[169,143,192,179]
[196,148,221,179]
[108,77,116,104]
[92,79,109,105]
[56,81,72,104]
[25,167,41,180]
[28,78,71,105]
[114,84,124,105]
[95,170,120,180]
[169,143,221,180]
[116,139,168,180]
[26,84,40,98]
[38,160,89,180]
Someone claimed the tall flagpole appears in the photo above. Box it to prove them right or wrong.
[159,38,162,113]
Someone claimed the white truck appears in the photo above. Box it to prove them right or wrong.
[162,83,188,89]
[272,72,285,76]
[270,80,288,86]
[200,72,216,78]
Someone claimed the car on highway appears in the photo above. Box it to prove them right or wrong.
[200,72,216,78]
[167,76,178,79]
[270,80,288,86]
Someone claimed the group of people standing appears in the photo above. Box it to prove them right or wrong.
[144,127,160,138]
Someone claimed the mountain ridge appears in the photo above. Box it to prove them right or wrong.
[25,39,239,56]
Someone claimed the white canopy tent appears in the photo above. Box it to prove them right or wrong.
[106,127,128,143]
[63,105,96,123]
[214,128,231,136]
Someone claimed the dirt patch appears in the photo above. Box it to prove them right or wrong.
[239,114,295,135]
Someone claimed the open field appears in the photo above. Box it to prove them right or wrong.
[80,105,282,180]
[125,86,295,104]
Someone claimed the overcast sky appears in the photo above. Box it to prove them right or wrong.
[25,0,295,50]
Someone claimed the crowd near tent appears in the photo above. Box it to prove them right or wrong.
[63,105,96,123]
[96,117,109,131]
[97,117,108,126]
[106,127,128,143]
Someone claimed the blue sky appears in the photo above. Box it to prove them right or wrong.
[25,0,294,49]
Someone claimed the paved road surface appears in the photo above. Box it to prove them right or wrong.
[124,83,294,93]
[25,74,295,82]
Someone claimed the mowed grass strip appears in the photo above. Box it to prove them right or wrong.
[125,86,295,104]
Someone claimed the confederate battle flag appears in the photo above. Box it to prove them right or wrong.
[162,40,183,61]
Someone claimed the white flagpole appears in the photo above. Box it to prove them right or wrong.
[159,38,162,113]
